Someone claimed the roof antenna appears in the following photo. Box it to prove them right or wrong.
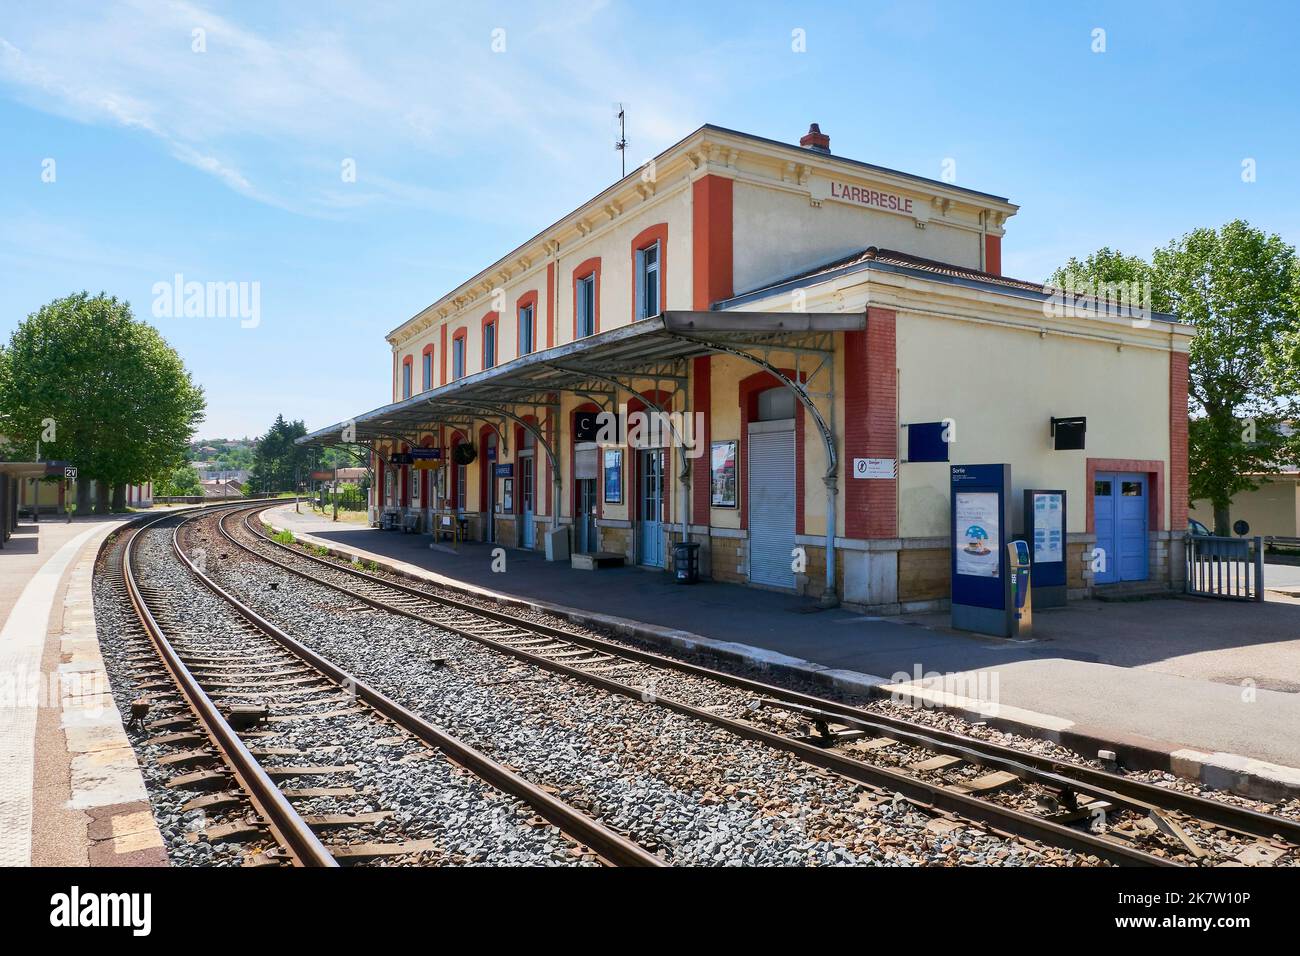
[614,103,628,178]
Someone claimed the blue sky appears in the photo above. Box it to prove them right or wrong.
[2,1,1297,438]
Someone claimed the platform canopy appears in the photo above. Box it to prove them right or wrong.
[297,310,861,451]
[298,308,863,606]
[0,462,56,478]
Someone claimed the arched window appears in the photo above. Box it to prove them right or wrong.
[630,223,668,321]
[421,345,435,391]
[482,312,498,369]
[756,386,796,421]
[572,257,601,339]
[516,290,538,356]
[452,329,467,379]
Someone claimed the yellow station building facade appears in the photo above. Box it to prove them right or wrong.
[303,123,1192,611]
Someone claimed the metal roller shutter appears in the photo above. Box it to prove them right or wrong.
[747,422,796,588]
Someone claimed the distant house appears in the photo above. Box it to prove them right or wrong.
[334,467,367,485]
[200,478,244,498]
[1191,469,1300,538]
[197,468,250,483]
[1190,424,1300,538]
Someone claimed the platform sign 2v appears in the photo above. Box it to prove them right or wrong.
[950,464,1012,636]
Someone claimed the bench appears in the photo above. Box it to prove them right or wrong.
[433,513,465,544]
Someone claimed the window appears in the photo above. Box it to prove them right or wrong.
[756,386,796,421]
[422,351,433,391]
[410,469,420,501]
[452,334,465,379]
[456,463,467,512]
[576,273,596,337]
[1094,480,1112,496]
[1121,481,1143,497]
[401,359,412,399]
[635,240,660,319]
[483,320,497,369]
[519,304,534,355]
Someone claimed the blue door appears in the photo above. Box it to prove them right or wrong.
[520,453,535,548]
[638,448,665,567]
[1093,473,1148,584]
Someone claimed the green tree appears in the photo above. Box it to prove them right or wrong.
[248,414,314,493]
[0,293,206,512]
[156,463,203,497]
[1048,247,1154,294]
[1053,221,1300,534]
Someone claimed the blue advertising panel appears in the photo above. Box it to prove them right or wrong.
[951,464,1012,635]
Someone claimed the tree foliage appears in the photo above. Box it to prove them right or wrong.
[0,293,205,491]
[248,414,315,493]
[156,463,203,497]
[1048,247,1154,292]
[1054,221,1300,534]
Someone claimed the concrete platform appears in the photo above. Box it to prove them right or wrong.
[0,514,167,867]
[264,504,1300,800]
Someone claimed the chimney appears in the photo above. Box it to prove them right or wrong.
[799,123,830,154]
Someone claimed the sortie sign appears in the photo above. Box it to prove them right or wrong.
[830,181,914,214]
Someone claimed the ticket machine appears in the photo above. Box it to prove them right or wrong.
[1008,539,1032,637]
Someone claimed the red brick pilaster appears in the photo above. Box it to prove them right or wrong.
[691,356,712,525]
[692,175,733,309]
[983,235,1002,276]
[439,324,447,386]
[845,308,898,538]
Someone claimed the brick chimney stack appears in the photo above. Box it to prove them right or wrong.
[800,123,830,154]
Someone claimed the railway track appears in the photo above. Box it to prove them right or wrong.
[108,511,333,867]
[217,503,1296,867]
[113,505,662,867]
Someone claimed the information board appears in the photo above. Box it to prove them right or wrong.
[1032,492,1064,564]
[1023,488,1067,606]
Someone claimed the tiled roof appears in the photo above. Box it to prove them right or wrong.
[720,246,1182,325]
[734,246,1045,302]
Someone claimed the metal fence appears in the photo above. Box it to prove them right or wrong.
[1186,534,1264,601]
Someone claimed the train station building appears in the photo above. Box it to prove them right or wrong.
[301,123,1192,611]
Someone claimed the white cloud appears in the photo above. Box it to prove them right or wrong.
[0,2,755,215]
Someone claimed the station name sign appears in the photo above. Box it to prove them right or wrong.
[829,181,914,215]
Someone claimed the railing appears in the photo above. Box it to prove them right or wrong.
[1186,534,1264,601]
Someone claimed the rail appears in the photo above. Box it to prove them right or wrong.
[121,507,338,866]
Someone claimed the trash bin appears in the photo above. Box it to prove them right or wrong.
[673,541,700,584]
